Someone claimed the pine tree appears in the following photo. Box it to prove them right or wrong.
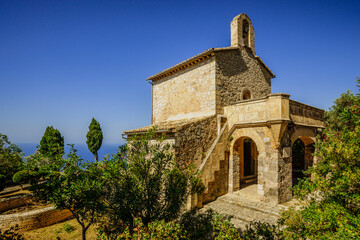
[86,118,103,162]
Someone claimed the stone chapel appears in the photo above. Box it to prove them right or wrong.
[124,13,324,207]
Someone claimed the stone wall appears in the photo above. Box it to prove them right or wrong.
[215,48,271,112]
[200,122,230,204]
[152,58,216,123]
[174,115,218,167]
[0,194,32,212]
[0,206,73,232]
[278,127,294,203]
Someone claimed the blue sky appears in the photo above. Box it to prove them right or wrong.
[1,0,359,145]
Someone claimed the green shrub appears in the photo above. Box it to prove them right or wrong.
[98,218,186,240]
[179,209,214,240]
[63,223,76,233]
[242,221,283,240]
[211,214,242,240]
[12,170,30,188]
[28,171,40,182]
[0,133,23,186]
[281,80,360,239]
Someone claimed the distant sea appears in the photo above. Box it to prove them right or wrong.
[18,143,122,162]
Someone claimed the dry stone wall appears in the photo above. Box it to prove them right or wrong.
[174,115,218,167]
[0,206,73,231]
[0,194,32,212]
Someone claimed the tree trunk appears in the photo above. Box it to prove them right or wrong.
[95,151,98,163]
[82,226,86,240]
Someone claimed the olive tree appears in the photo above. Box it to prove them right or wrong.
[98,128,204,238]
[31,146,105,240]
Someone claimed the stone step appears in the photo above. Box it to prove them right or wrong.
[220,194,287,216]
[202,193,286,230]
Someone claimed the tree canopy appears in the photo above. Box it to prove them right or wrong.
[86,118,103,162]
[38,126,64,159]
[0,133,23,189]
[31,146,105,240]
[98,129,205,238]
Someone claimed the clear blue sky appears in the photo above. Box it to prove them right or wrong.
[1,0,359,145]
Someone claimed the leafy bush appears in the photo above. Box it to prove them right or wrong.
[12,170,30,188]
[98,218,186,240]
[24,151,64,177]
[63,223,76,233]
[98,128,204,239]
[281,79,360,239]
[178,209,214,240]
[0,133,23,185]
[211,214,242,240]
[242,221,283,240]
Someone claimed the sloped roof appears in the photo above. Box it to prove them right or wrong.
[123,116,214,135]
[147,46,275,82]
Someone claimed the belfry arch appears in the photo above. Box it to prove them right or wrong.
[231,13,255,51]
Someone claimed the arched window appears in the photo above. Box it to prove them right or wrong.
[243,90,251,100]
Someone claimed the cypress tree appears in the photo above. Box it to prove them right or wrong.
[86,118,103,162]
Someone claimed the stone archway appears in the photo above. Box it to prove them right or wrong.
[233,137,258,189]
[291,128,316,145]
[229,128,266,198]
[291,134,315,189]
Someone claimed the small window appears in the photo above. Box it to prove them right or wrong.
[243,90,251,100]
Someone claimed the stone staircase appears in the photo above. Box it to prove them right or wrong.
[202,191,288,230]
[199,120,229,204]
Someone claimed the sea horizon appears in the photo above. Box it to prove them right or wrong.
[18,142,122,162]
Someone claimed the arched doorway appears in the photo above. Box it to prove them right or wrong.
[233,137,258,190]
[292,138,315,188]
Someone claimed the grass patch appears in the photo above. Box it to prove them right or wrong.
[23,218,98,240]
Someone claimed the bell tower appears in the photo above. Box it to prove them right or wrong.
[231,13,255,52]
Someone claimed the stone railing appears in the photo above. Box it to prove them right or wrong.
[223,94,291,130]
[223,94,324,130]
[289,100,324,127]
